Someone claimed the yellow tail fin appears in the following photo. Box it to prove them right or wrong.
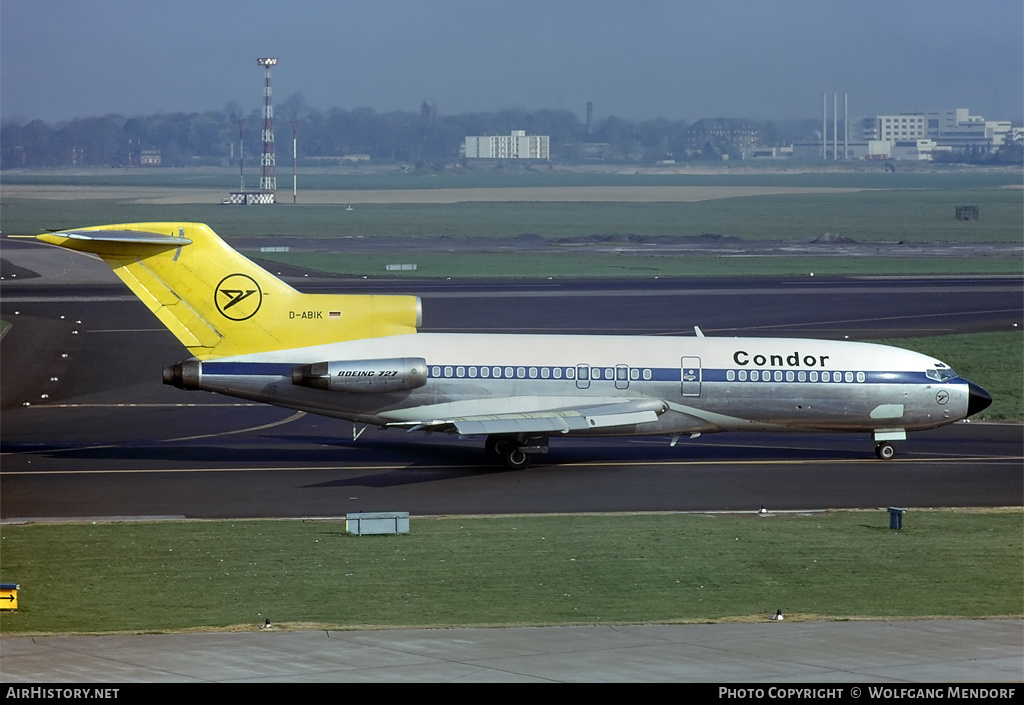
[37,222,420,359]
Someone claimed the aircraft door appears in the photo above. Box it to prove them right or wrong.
[681,356,701,396]
[576,364,590,389]
[615,364,629,390]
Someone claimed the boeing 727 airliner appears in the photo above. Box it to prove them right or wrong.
[36,222,992,469]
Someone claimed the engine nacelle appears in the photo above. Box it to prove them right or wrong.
[291,357,428,393]
[163,359,201,390]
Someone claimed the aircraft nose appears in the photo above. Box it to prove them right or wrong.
[966,380,992,417]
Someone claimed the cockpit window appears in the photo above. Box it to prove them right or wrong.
[926,367,959,382]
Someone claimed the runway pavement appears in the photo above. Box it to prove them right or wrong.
[2,239,1021,519]
[3,619,1022,683]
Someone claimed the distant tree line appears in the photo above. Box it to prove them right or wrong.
[6,94,1011,169]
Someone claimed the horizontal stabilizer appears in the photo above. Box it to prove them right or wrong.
[61,230,193,247]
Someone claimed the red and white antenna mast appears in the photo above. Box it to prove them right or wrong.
[257,58,277,194]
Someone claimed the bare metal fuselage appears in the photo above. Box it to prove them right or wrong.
[166,332,986,439]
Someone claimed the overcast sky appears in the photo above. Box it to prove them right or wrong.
[2,0,1022,125]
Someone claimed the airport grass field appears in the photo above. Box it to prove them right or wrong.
[3,169,1022,243]
[1,509,1020,635]
[4,167,1021,276]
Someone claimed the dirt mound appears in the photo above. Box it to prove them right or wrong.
[812,232,856,244]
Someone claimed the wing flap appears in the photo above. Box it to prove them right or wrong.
[453,414,578,435]
[411,399,667,436]
[585,409,660,429]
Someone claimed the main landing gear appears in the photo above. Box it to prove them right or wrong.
[874,442,896,460]
[485,435,548,470]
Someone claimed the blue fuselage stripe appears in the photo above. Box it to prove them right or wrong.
[200,362,940,386]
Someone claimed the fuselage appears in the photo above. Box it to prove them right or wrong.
[167,331,987,437]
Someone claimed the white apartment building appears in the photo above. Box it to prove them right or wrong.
[875,114,927,141]
[863,108,1012,153]
[464,130,550,160]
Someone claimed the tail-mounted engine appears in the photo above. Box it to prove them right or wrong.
[291,357,428,393]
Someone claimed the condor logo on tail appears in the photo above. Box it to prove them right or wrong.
[215,274,262,321]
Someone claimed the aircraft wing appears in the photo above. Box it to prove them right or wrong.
[400,398,668,435]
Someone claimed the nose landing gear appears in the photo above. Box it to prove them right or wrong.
[874,442,896,460]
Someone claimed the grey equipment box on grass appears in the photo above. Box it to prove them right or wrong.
[346,512,410,536]
[888,507,906,530]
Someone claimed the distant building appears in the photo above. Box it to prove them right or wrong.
[463,130,550,160]
[791,140,877,160]
[891,139,941,161]
[794,107,1011,161]
[139,150,162,166]
[861,108,1012,155]
[747,146,793,160]
[681,119,762,158]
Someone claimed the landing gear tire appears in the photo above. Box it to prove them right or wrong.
[485,436,508,458]
[875,442,895,460]
[502,445,531,470]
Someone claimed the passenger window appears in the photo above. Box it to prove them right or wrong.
[643,369,652,380]
[857,372,865,383]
